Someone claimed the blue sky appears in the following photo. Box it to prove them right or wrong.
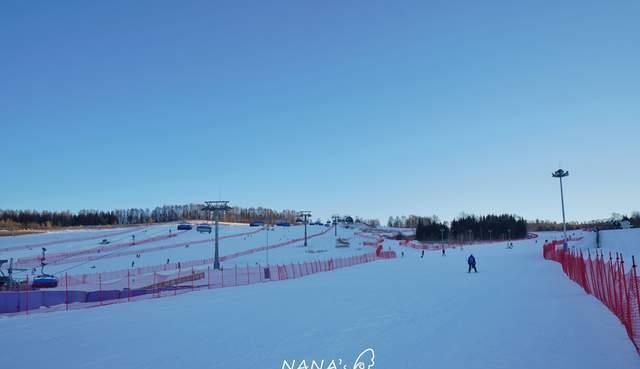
[1,1,638,223]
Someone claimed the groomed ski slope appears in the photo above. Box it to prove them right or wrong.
[0,223,369,277]
[2,236,639,369]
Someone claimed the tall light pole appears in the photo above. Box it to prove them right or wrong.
[552,169,570,250]
[202,200,232,270]
[265,224,270,265]
[298,211,312,246]
[488,229,493,241]
[264,223,272,279]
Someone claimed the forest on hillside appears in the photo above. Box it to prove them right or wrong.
[389,214,528,242]
[0,205,301,230]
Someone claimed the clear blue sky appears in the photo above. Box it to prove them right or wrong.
[1,1,638,223]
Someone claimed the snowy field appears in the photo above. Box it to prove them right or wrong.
[1,228,639,368]
[550,228,640,260]
[0,223,374,278]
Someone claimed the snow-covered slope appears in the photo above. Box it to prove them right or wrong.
[1,236,638,369]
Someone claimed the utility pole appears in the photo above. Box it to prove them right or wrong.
[552,169,570,250]
[298,211,312,246]
[488,229,493,241]
[202,200,232,270]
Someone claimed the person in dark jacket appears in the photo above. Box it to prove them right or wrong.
[421,250,425,258]
[467,254,477,273]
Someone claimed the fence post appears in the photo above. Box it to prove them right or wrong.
[175,268,179,296]
[247,263,250,285]
[25,275,29,316]
[221,267,224,288]
[127,269,131,302]
[609,253,616,313]
[99,273,103,306]
[191,267,195,291]
[208,266,211,289]
[620,256,632,338]
[617,254,623,319]
[633,256,640,336]
[65,272,69,311]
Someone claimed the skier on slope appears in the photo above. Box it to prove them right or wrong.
[421,250,425,258]
[467,254,477,273]
[442,248,446,256]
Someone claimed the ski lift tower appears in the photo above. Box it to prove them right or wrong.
[332,215,340,237]
[552,169,570,250]
[1,258,28,290]
[298,211,312,246]
[202,200,232,270]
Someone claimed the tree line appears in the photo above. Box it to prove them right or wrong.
[449,214,528,242]
[0,205,302,230]
[389,213,528,242]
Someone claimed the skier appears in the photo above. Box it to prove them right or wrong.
[131,260,135,268]
[467,254,477,273]
[442,248,446,256]
[401,251,405,258]
[166,258,170,264]
[421,250,425,258]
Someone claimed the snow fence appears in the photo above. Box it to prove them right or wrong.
[543,240,640,352]
[1,251,396,316]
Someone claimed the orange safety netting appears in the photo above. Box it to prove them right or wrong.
[543,240,640,352]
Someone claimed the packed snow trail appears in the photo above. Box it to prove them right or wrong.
[0,226,145,253]
[2,237,638,369]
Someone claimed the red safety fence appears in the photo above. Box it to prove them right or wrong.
[1,251,397,316]
[57,225,336,288]
[543,240,640,352]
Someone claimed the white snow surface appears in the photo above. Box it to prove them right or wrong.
[1,232,639,369]
[558,228,640,260]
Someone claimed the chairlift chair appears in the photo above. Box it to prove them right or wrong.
[32,248,58,289]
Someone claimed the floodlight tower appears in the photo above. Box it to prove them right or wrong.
[552,169,570,250]
[202,200,232,269]
[298,211,312,246]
